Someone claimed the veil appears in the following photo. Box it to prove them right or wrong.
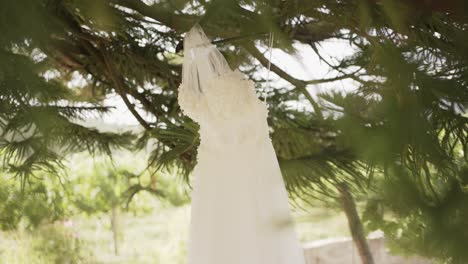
[181,24,232,94]
[178,25,261,125]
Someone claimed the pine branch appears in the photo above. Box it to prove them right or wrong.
[242,42,324,119]
[101,49,152,131]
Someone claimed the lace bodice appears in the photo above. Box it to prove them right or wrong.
[178,70,269,149]
[176,25,270,149]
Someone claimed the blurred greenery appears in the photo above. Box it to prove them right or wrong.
[0,151,190,231]
[0,224,94,264]
[0,151,349,264]
[0,202,348,264]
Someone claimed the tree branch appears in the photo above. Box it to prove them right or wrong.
[243,42,326,119]
[100,49,153,131]
[114,0,198,32]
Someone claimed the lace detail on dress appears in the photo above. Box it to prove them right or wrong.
[178,71,267,123]
[178,70,269,150]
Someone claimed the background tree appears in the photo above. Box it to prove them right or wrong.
[72,167,131,256]
[70,160,189,255]
[0,173,69,230]
[1,0,467,263]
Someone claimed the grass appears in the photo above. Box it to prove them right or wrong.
[0,151,350,263]
[294,206,350,242]
[0,201,348,264]
[76,203,190,264]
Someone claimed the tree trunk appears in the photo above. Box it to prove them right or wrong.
[338,183,374,264]
[110,205,120,256]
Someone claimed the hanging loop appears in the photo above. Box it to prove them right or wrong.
[264,32,274,103]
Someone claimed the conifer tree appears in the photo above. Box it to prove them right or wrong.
[1,1,467,262]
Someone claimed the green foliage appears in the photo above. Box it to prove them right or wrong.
[363,164,468,263]
[68,154,190,215]
[71,166,132,215]
[0,46,134,187]
[67,153,190,218]
[0,225,94,264]
[0,152,190,231]
[137,120,200,182]
[270,105,368,203]
[0,174,69,230]
[30,224,94,264]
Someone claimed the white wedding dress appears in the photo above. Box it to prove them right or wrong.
[178,25,306,264]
